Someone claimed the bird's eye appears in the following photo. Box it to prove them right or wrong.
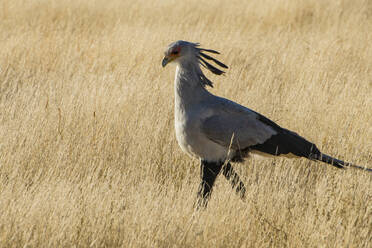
[171,51,179,55]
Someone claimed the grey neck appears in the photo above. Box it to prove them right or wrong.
[174,60,210,110]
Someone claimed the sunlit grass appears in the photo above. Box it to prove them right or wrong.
[0,0,371,247]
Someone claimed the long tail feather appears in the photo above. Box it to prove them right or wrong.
[317,153,372,172]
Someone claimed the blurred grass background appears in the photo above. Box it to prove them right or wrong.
[0,0,371,247]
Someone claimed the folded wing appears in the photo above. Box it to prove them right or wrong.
[201,100,277,150]
[201,99,324,163]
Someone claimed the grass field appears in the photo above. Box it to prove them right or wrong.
[0,0,371,247]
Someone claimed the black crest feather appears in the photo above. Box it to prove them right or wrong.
[198,48,220,54]
[199,52,228,69]
[197,56,225,75]
[193,44,229,88]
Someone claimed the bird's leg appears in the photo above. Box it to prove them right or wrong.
[196,160,223,208]
[222,162,246,199]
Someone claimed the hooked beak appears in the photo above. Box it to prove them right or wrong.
[162,56,170,67]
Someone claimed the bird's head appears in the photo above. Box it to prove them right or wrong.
[162,40,195,67]
[162,40,228,76]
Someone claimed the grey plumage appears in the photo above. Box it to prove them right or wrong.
[161,40,371,207]
[201,99,277,151]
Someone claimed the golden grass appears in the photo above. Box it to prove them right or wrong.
[0,0,371,247]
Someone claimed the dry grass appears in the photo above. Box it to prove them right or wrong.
[0,0,371,247]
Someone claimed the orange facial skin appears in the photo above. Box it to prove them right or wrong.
[162,46,181,67]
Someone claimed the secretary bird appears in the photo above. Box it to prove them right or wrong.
[161,40,371,207]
